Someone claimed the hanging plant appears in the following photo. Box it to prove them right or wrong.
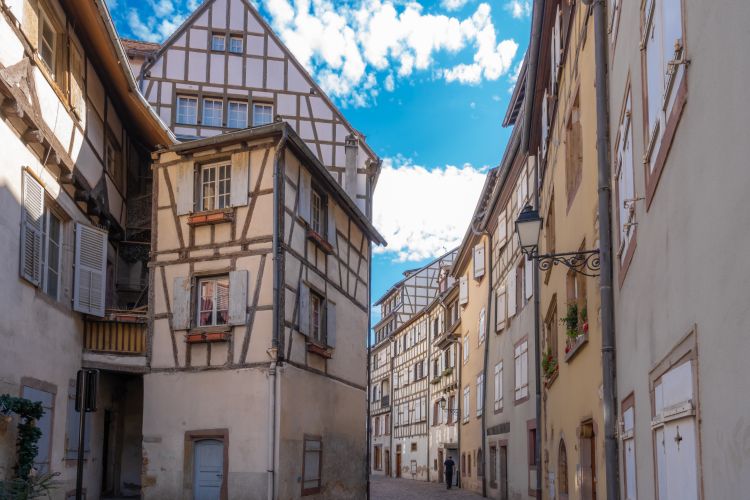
[541,348,558,378]
[560,303,580,339]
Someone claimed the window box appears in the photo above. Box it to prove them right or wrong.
[564,332,588,362]
[544,366,559,388]
[306,229,334,254]
[430,376,442,385]
[441,367,453,377]
[307,341,332,359]
[186,330,230,344]
[187,208,234,226]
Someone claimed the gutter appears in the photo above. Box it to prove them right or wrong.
[587,0,620,497]
[523,0,545,153]
[268,126,289,500]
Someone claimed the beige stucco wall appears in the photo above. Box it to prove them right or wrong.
[609,0,750,498]
[538,6,605,499]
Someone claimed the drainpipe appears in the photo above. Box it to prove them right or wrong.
[366,243,373,500]
[586,0,619,497]
[426,325,432,483]
[268,127,289,500]
[480,230,492,498]
[522,0,546,153]
[456,336,462,489]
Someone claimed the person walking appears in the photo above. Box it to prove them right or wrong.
[444,456,455,489]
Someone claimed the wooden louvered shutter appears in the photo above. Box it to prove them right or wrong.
[326,300,336,347]
[525,256,534,300]
[298,173,311,221]
[230,151,250,207]
[228,270,248,325]
[73,223,107,317]
[497,210,507,248]
[20,171,44,286]
[459,276,468,305]
[175,161,194,215]
[299,284,310,336]
[495,286,506,332]
[473,243,485,279]
[507,269,517,318]
[327,204,336,247]
[172,276,191,330]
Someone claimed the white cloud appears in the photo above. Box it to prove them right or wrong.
[441,0,470,11]
[373,159,488,262]
[264,0,519,106]
[126,1,187,42]
[505,0,532,19]
[469,101,476,109]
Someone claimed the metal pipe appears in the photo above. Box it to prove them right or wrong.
[480,229,492,498]
[366,241,373,500]
[268,127,289,500]
[590,0,620,497]
[522,0,546,153]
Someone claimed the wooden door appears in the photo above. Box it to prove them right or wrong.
[396,452,402,478]
[499,445,508,500]
[580,422,596,500]
[194,439,224,500]
[385,450,391,477]
[438,450,444,480]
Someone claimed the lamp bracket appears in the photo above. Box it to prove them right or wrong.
[523,248,601,277]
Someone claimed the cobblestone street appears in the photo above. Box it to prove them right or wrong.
[371,475,483,500]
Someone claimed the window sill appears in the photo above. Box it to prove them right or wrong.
[186,328,230,344]
[307,341,333,359]
[544,366,559,388]
[187,209,234,226]
[306,229,334,254]
[564,333,589,362]
[493,403,503,415]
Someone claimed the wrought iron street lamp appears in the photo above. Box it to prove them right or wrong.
[514,205,601,277]
[439,396,460,417]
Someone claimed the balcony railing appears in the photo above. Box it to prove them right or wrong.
[83,314,146,355]
[381,395,390,408]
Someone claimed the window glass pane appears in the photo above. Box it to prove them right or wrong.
[229,36,243,53]
[203,99,223,127]
[199,280,215,326]
[216,278,229,325]
[177,97,197,125]
[211,33,225,51]
[304,450,320,480]
[252,104,273,126]
[45,211,61,299]
[218,164,231,209]
[40,16,56,73]
[227,101,248,128]
[202,166,216,211]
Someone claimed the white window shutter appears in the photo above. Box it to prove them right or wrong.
[327,204,336,247]
[525,256,533,300]
[473,243,485,278]
[541,92,549,158]
[507,270,517,318]
[228,270,248,325]
[172,276,191,330]
[495,287,506,332]
[299,284,310,336]
[20,172,44,286]
[478,307,486,344]
[326,300,336,347]
[175,161,194,215]
[497,210,507,247]
[230,151,250,207]
[73,223,107,317]
[298,173,311,221]
[459,276,468,304]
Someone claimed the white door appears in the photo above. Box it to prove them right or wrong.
[663,417,698,500]
[194,439,224,500]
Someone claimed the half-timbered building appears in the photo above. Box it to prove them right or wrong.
[147,122,384,499]
[370,339,392,478]
[134,0,380,218]
[0,0,173,497]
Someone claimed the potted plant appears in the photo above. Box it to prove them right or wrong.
[542,348,557,378]
[580,306,589,334]
[561,303,580,340]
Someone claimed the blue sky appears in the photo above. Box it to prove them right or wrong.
[107,0,532,324]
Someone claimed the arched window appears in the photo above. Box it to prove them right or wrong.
[558,439,569,498]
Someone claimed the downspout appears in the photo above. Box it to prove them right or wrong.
[456,336,462,488]
[524,2,545,497]
[587,0,619,497]
[480,230,492,498]
[388,341,394,478]
[366,243,373,500]
[426,323,432,483]
[269,127,289,500]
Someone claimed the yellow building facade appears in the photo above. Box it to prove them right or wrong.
[536,1,606,498]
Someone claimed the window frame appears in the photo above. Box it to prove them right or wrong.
[494,361,503,413]
[228,35,243,54]
[20,378,56,474]
[310,188,327,236]
[252,102,274,126]
[514,337,529,404]
[195,275,230,328]
[37,5,59,77]
[199,162,232,212]
[476,373,484,417]
[211,32,226,51]
[202,97,224,128]
[614,80,638,285]
[227,100,248,129]
[309,289,326,344]
[462,386,470,423]
[621,392,636,500]
[176,96,198,125]
[301,435,322,496]
[41,206,63,301]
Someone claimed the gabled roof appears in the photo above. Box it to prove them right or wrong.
[121,38,160,55]
[140,0,378,162]
[159,122,386,246]
[373,247,458,306]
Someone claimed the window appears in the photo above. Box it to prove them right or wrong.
[374,416,380,436]
[615,88,636,262]
[622,395,636,500]
[514,339,529,401]
[527,422,538,489]
[69,43,84,116]
[461,454,466,476]
[652,358,698,500]
[311,189,326,235]
[447,395,455,425]
[468,454,471,477]
[411,442,417,452]
[197,276,229,327]
[229,35,243,53]
[21,383,54,474]
[302,436,322,495]
[41,208,62,300]
[558,439,569,498]
[565,266,588,351]
[253,103,273,126]
[565,94,582,207]
[200,163,231,212]
[202,98,223,127]
[373,445,381,470]
[38,7,58,75]
[384,414,390,435]
[516,259,524,310]
[477,448,484,477]
[544,299,558,377]
[105,133,123,190]
[176,96,198,125]
[476,374,484,417]
[211,32,226,51]
[463,386,470,422]
[309,290,326,344]
[463,335,469,364]
[494,362,503,411]
[227,101,248,129]
[641,0,685,174]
